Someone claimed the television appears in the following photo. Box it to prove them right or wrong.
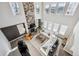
[1,23,26,41]
[28,23,36,29]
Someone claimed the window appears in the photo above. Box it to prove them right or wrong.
[57,2,66,14]
[45,3,50,14]
[51,3,57,13]
[65,2,78,16]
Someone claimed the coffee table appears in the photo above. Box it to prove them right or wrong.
[30,32,58,56]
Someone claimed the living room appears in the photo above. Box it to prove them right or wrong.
[0,1,79,56]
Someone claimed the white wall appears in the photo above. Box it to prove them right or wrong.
[0,2,28,56]
[0,2,28,32]
[0,30,11,56]
[42,2,79,38]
